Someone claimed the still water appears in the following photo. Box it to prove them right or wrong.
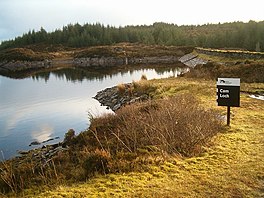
[0,66,186,160]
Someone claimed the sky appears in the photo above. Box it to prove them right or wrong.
[0,0,264,42]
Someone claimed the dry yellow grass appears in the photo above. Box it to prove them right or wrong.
[5,77,264,198]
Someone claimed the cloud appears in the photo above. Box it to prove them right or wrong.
[6,110,27,131]
[0,0,264,42]
[31,124,54,143]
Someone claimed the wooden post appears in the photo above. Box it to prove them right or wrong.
[227,106,231,126]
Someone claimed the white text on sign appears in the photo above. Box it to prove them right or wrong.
[220,89,229,98]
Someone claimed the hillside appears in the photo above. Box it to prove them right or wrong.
[1,21,264,52]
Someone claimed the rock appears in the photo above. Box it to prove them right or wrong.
[120,97,127,104]
[73,56,182,68]
[113,104,121,111]
[179,53,207,68]
[112,99,118,104]
[94,83,150,112]
[129,97,141,104]
[18,150,29,155]
[0,60,52,73]
[42,138,54,143]
[50,143,60,149]
[29,141,41,146]
[140,94,149,100]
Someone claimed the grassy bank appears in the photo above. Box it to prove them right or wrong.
[0,48,54,62]
[0,43,193,62]
[1,77,263,197]
[186,52,264,83]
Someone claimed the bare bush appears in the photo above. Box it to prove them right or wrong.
[90,94,223,157]
[0,156,63,193]
[82,149,110,177]
[0,161,24,193]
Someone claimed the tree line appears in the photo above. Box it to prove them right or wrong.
[0,21,263,52]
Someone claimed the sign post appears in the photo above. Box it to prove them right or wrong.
[227,106,231,126]
[217,78,240,126]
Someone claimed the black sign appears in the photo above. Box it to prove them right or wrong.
[217,78,240,107]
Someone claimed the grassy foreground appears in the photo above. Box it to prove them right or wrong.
[3,77,263,197]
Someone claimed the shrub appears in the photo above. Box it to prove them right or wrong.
[64,129,75,145]
[90,94,223,157]
[117,83,126,95]
[82,149,110,177]
[0,160,30,193]
[132,80,156,96]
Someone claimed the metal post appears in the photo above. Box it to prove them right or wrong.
[227,106,231,126]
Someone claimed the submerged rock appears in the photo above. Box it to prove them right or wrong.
[18,150,29,155]
[29,141,41,146]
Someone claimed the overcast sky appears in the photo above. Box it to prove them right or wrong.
[0,0,263,42]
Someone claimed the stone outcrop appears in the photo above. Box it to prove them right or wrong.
[0,58,76,73]
[16,144,68,166]
[94,83,149,111]
[73,56,181,67]
[179,53,207,68]
[0,59,52,72]
[0,55,184,74]
[29,136,60,146]
[73,57,125,67]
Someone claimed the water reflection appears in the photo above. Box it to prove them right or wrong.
[31,66,187,82]
[250,94,264,101]
[0,65,187,160]
[31,124,54,143]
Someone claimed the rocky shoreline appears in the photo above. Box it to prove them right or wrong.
[9,84,147,165]
[0,46,210,76]
[92,53,209,112]
[2,45,263,74]
[0,59,52,72]
[0,55,184,73]
[94,83,150,112]
[11,131,76,166]
[15,143,67,167]
[74,55,182,67]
